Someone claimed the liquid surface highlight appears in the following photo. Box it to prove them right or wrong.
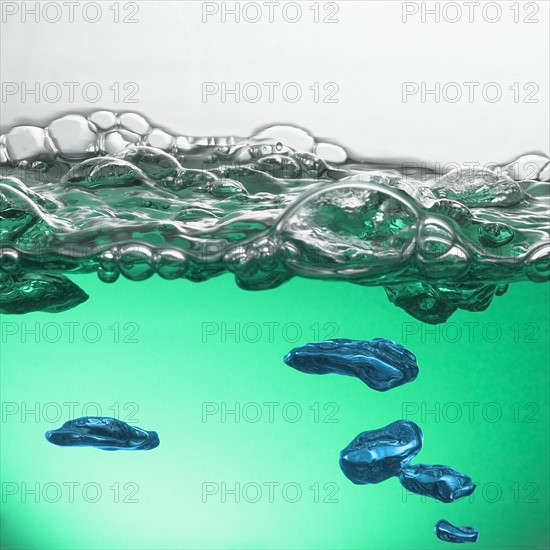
[1,112,548,322]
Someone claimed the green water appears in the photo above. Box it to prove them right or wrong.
[1,274,548,549]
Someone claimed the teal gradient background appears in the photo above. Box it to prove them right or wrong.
[1,275,548,549]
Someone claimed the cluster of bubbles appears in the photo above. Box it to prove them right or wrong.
[1,111,548,320]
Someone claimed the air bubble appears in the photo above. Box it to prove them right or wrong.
[252,126,315,152]
[119,113,151,135]
[147,129,173,150]
[118,130,141,144]
[104,132,129,154]
[118,245,155,281]
[246,238,278,270]
[89,111,117,131]
[98,269,120,283]
[5,126,50,162]
[419,221,455,259]
[224,247,251,275]
[315,142,347,163]
[61,158,147,188]
[0,248,20,273]
[524,245,550,282]
[254,155,301,179]
[211,179,247,198]
[48,115,98,159]
[282,241,301,263]
[479,223,514,248]
[156,249,188,280]
[432,168,524,207]
[110,146,182,179]
[98,249,118,271]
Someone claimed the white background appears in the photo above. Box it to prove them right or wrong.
[1,0,548,165]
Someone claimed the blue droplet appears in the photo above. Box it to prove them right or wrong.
[339,420,423,484]
[283,338,418,391]
[45,417,159,451]
[399,464,476,502]
[435,519,479,544]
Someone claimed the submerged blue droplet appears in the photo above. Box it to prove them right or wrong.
[435,519,479,543]
[45,417,160,451]
[399,464,475,503]
[283,338,418,391]
[339,420,423,484]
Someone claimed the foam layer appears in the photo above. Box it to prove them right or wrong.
[1,111,548,320]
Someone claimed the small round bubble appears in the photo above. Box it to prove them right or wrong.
[156,249,188,280]
[118,245,155,281]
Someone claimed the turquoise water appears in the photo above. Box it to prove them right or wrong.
[0,111,549,549]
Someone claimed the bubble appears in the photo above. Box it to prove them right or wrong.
[251,144,275,158]
[61,158,147,188]
[5,126,50,162]
[524,244,550,282]
[147,129,173,150]
[251,126,315,152]
[254,155,301,179]
[502,154,549,181]
[119,113,151,136]
[89,111,117,131]
[118,245,155,281]
[118,130,141,144]
[162,177,187,193]
[156,249,188,280]
[282,241,301,263]
[98,249,118,271]
[314,142,347,163]
[48,115,98,159]
[211,179,247,198]
[97,268,120,283]
[103,131,130,154]
[246,238,278,270]
[419,221,455,259]
[181,169,217,187]
[432,167,524,207]
[224,247,252,275]
[0,145,9,164]
[0,248,20,273]
[277,181,419,276]
[479,222,515,248]
[110,145,182,179]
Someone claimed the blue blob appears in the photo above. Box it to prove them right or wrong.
[45,417,159,451]
[283,338,418,391]
[339,420,423,484]
[399,464,476,503]
[435,519,479,543]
